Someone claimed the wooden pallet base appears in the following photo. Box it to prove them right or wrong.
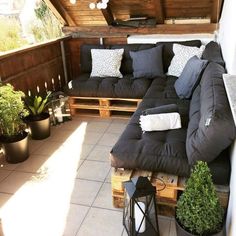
[69,96,142,117]
[111,168,229,216]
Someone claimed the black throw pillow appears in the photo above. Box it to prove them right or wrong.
[174,56,208,99]
[129,45,164,79]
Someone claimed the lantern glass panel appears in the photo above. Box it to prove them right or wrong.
[123,193,159,236]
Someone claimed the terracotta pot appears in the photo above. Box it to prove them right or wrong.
[0,131,29,163]
[175,217,226,236]
[25,113,50,140]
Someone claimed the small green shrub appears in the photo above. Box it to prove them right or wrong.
[0,84,28,137]
[176,161,224,235]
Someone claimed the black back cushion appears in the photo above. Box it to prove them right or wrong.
[156,40,202,73]
[186,62,235,165]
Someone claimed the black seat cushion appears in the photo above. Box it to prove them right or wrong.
[65,74,152,98]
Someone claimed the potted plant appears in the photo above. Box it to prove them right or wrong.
[0,83,29,163]
[24,91,51,140]
[175,161,225,236]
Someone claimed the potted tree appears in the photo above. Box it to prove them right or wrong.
[175,161,225,236]
[0,83,29,163]
[24,91,51,140]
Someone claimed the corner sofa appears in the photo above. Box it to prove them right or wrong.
[65,40,235,185]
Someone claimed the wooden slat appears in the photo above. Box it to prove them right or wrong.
[101,3,115,25]
[44,0,76,26]
[211,0,223,23]
[153,0,164,24]
[63,24,218,36]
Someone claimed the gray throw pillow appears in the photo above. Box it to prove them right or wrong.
[129,45,164,79]
[174,56,208,99]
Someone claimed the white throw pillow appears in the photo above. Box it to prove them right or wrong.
[90,49,124,78]
[168,44,205,77]
[139,113,181,132]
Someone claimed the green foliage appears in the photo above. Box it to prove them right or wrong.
[24,92,51,116]
[0,17,28,52]
[31,1,63,42]
[176,161,224,235]
[0,84,28,137]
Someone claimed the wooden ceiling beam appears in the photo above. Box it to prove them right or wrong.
[153,0,165,24]
[43,0,76,26]
[211,0,223,23]
[63,23,218,37]
[101,3,115,25]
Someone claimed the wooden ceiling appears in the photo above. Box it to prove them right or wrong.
[44,0,224,36]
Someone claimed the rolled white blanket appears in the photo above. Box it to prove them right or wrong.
[140,112,182,132]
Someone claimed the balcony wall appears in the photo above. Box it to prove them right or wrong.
[0,37,71,95]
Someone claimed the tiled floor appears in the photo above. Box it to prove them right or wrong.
[0,116,177,236]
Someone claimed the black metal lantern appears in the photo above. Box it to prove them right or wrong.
[123,176,159,236]
[47,91,72,125]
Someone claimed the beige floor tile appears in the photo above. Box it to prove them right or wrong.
[0,156,19,171]
[77,160,110,181]
[48,129,75,143]
[15,155,50,173]
[158,216,171,236]
[70,179,102,206]
[0,171,34,194]
[33,141,63,156]
[0,192,12,208]
[63,204,89,236]
[170,220,177,236]
[60,120,84,131]
[28,139,45,154]
[0,170,12,182]
[93,183,121,211]
[63,143,94,161]
[98,133,119,146]
[86,121,110,133]
[83,132,104,145]
[76,208,123,236]
[87,145,111,162]
[105,168,112,183]
[107,123,127,134]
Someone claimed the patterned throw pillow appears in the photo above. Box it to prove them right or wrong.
[168,44,205,77]
[90,49,124,78]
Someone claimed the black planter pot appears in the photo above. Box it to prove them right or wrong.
[0,131,29,164]
[175,217,226,236]
[25,113,50,140]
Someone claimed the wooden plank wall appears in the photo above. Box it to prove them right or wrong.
[0,38,70,95]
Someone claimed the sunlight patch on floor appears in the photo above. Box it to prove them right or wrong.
[0,122,88,236]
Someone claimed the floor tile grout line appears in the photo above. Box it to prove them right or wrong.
[74,180,105,236]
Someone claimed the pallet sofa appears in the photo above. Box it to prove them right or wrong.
[65,40,235,210]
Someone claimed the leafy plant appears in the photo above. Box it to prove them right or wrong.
[176,161,224,235]
[0,17,28,53]
[31,1,63,43]
[0,84,28,138]
[24,92,51,117]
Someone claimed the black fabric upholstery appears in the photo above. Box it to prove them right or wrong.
[186,62,236,165]
[130,45,164,79]
[66,74,152,98]
[202,41,225,67]
[80,44,106,73]
[110,44,155,74]
[156,40,202,72]
[65,42,232,185]
[142,104,179,116]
